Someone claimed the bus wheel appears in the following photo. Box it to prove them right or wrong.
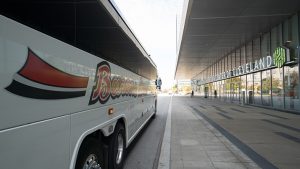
[75,138,104,169]
[108,123,125,169]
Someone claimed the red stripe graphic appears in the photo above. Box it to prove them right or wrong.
[19,49,89,88]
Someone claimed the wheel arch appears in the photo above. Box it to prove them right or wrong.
[69,116,128,169]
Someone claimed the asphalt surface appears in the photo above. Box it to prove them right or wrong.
[123,95,171,169]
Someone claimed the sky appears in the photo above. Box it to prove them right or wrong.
[112,0,184,89]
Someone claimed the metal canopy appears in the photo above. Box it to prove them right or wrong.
[0,0,157,79]
[175,0,300,80]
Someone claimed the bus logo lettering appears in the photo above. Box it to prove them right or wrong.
[89,61,111,105]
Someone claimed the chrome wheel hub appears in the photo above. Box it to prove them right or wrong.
[83,154,101,169]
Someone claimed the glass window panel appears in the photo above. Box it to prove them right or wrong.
[226,79,231,100]
[217,81,220,98]
[261,32,271,58]
[221,61,223,74]
[283,14,299,61]
[271,24,283,53]
[284,65,300,110]
[262,70,271,106]
[228,55,230,71]
[240,46,246,65]
[224,57,227,72]
[209,83,213,97]
[283,19,289,43]
[246,41,253,63]
[253,72,261,104]
[217,62,220,74]
[200,85,204,96]
[220,80,224,99]
[226,55,230,71]
[236,48,241,68]
[230,54,233,70]
[272,68,284,109]
[219,59,223,73]
[215,63,217,75]
[227,55,230,70]
[241,75,246,103]
[230,78,234,101]
[233,52,237,68]
[227,55,230,71]
[290,14,299,61]
[220,59,223,73]
[232,77,240,101]
[247,74,254,104]
[221,59,223,73]
[253,37,261,61]
[213,82,216,97]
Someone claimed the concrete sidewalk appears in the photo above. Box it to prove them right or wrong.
[159,96,300,169]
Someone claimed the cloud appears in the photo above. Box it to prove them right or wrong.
[112,0,184,88]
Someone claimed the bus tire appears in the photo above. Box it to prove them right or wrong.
[108,123,126,169]
[75,138,104,169]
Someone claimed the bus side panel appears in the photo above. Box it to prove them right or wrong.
[0,116,70,169]
[0,15,145,131]
[0,15,97,130]
[0,15,157,169]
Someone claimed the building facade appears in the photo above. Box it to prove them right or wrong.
[193,13,300,112]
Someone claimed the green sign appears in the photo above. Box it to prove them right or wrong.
[273,47,286,68]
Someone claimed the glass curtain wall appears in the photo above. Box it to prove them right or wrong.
[261,32,271,106]
[200,85,204,96]
[241,75,246,103]
[246,41,253,63]
[272,68,284,109]
[283,14,299,110]
[208,83,213,98]
[225,79,231,101]
[253,72,261,104]
[262,70,271,106]
[241,46,246,65]
[261,32,271,57]
[230,52,235,101]
[233,77,240,101]
[271,24,283,52]
[284,65,300,110]
[237,48,242,66]
[247,74,254,104]
[220,80,224,100]
[283,15,299,61]
[253,37,261,61]
[198,13,299,112]
[253,35,262,104]
[271,23,284,108]
[217,81,221,98]
[213,82,217,98]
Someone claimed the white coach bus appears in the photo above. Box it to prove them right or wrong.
[0,1,158,169]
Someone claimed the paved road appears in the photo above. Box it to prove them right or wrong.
[123,95,171,169]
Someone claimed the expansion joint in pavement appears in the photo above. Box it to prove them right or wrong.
[190,106,279,169]
[157,96,172,169]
